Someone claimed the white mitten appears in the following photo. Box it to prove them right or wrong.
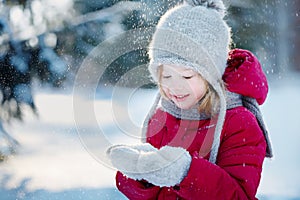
[106,143,157,173]
[107,143,191,187]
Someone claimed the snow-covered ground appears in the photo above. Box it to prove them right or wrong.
[0,74,300,200]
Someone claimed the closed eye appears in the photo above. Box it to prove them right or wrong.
[162,75,171,79]
[183,75,194,79]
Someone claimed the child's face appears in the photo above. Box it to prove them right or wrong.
[159,64,207,110]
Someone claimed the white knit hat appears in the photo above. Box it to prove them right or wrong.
[145,0,231,163]
[148,0,231,83]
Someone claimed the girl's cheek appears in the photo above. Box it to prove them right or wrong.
[161,80,172,90]
[162,85,168,94]
[161,86,171,98]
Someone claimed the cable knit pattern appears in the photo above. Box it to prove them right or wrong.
[148,3,231,83]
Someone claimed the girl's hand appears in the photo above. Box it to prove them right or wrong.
[107,143,191,187]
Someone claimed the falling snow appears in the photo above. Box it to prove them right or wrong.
[0,76,299,199]
[1,0,300,199]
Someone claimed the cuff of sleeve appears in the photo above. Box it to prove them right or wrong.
[116,171,160,200]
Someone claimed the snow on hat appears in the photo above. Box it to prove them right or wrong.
[144,0,231,163]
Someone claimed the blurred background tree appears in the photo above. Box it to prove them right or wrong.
[1,0,299,159]
[0,0,73,159]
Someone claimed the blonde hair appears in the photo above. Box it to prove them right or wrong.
[157,65,224,116]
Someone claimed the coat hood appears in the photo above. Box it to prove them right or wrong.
[223,49,268,105]
[223,49,272,158]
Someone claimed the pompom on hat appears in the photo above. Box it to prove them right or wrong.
[144,0,232,164]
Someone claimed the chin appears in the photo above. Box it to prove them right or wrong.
[176,104,193,110]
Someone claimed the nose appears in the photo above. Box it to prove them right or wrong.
[167,79,188,94]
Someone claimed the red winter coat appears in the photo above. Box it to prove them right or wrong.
[116,49,268,200]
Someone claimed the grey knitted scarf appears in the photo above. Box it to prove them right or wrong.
[242,96,273,157]
[142,91,273,160]
[161,91,243,120]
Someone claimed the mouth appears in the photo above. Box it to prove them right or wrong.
[172,94,189,102]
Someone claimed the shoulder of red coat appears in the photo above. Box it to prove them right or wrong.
[225,106,258,127]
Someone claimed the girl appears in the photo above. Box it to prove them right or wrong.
[107,0,272,199]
